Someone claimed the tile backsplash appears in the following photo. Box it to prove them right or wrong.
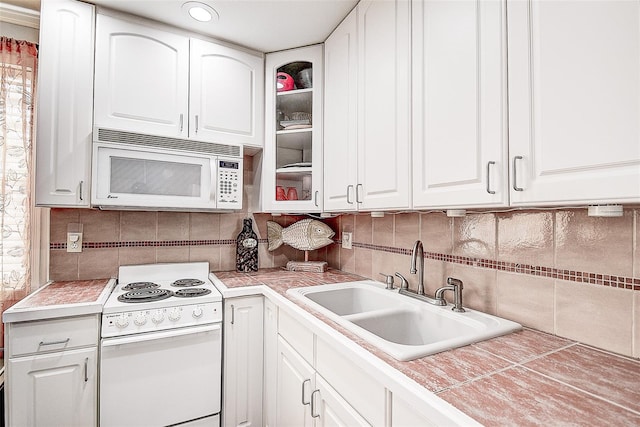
[49,206,640,359]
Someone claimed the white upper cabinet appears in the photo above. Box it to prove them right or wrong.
[190,39,264,148]
[323,0,411,212]
[507,0,640,206]
[357,0,411,211]
[323,8,358,212]
[263,45,324,213]
[35,0,94,207]
[94,14,264,147]
[412,0,509,209]
[94,14,189,138]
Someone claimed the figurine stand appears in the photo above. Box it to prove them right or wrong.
[286,251,328,272]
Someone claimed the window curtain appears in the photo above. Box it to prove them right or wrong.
[0,37,38,320]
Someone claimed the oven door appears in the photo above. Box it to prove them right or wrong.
[100,323,222,427]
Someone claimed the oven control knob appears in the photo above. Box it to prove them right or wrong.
[192,306,204,319]
[168,308,181,322]
[115,314,129,328]
[151,310,164,324]
[134,312,147,326]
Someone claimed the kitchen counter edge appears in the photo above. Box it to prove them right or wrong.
[2,278,117,323]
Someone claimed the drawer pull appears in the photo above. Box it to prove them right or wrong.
[39,338,70,347]
[301,378,311,405]
[311,389,320,418]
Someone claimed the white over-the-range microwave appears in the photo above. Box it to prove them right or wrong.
[91,128,243,211]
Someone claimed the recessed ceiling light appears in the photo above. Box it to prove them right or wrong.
[182,2,219,23]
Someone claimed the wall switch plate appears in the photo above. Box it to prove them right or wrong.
[342,232,353,249]
[67,232,83,253]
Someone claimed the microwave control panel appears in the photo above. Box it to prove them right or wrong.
[217,157,242,209]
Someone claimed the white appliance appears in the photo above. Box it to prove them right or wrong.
[100,262,223,427]
[92,128,243,211]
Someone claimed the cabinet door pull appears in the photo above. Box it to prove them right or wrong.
[195,115,199,134]
[179,114,184,133]
[39,338,70,347]
[356,184,363,204]
[84,357,89,382]
[486,162,496,194]
[230,304,235,324]
[310,389,320,418]
[346,185,354,204]
[512,156,524,191]
[79,180,84,201]
[301,378,311,405]
[314,191,319,207]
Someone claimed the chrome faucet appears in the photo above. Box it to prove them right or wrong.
[399,240,446,306]
[435,277,465,312]
[410,240,425,296]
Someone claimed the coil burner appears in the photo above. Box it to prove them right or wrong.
[171,278,205,287]
[122,282,159,291]
[117,288,173,303]
[174,288,212,298]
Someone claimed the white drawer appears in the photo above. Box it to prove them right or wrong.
[7,314,99,357]
[278,309,314,365]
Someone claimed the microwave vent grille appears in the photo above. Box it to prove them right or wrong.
[95,128,241,157]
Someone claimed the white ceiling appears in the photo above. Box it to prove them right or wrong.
[86,0,358,53]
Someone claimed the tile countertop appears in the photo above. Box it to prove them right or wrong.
[212,268,640,427]
[3,278,116,323]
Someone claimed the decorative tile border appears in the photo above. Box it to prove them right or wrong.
[342,240,640,291]
[51,238,640,291]
[50,238,269,250]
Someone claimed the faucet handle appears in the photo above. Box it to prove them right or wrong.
[395,272,409,290]
[379,273,395,290]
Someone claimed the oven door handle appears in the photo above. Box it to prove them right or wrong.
[101,324,221,348]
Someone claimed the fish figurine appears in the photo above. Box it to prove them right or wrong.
[267,219,335,251]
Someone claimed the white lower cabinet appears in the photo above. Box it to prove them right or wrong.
[8,347,97,426]
[275,309,381,427]
[276,336,315,427]
[223,296,264,427]
[263,298,278,427]
[276,336,370,427]
[5,314,100,427]
[314,375,370,427]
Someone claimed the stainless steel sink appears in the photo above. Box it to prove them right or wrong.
[288,281,522,361]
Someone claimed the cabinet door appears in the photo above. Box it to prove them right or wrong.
[223,296,264,427]
[412,0,509,209]
[190,39,264,147]
[264,45,324,213]
[313,375,371,427]
[508,0,640,205]
[263,298,278,427]
[94,14,189,138]
[357,0,411,211]
[323,8,358,212]
[8,347,97,427]
[35,0,94,207]
[276,336,315,427]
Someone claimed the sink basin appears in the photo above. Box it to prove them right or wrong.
[288,281,522,361]
[303,286,391,315]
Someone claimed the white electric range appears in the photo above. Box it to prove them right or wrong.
[100,262,223,427]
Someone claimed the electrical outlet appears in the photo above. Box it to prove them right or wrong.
[67,232,83,253]
[342,232,353,249]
